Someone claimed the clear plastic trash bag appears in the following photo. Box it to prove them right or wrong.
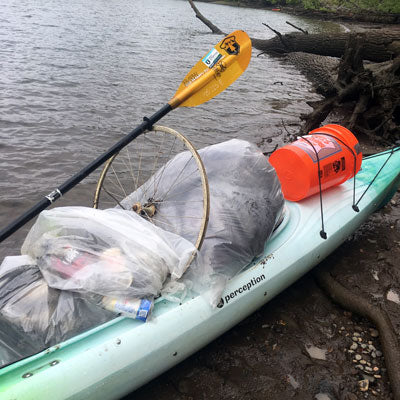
[122,139,284,306]
[0,255,114,366]
[21,207,198,300]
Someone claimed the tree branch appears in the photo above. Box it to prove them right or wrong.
[188,0,224,35]
[286,21,308,34]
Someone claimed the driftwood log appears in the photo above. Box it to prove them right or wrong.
[252,30,400,62]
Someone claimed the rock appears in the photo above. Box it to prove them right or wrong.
[370,329,379,338]
[350,343,358,351]
[306,345,327,360]
[359,379,369,392]
[386,290,400,305]
[354,326,363,332]
[355,354,362,361]
[360,360,367,365]
[314,393,331,400]
[375,350,383,357]
[287,374,300,389]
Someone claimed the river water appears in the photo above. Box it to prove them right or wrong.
[0,0,349,260]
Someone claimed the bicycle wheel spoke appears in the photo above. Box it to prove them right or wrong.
[152,135,178,199]
[102,186,127,210]
[160,155,195,200]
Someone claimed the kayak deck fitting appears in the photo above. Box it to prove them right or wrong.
[0,147,399,400]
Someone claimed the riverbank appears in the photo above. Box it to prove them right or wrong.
[195,0,400,24]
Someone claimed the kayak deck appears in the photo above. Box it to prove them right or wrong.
[1,148,399,400]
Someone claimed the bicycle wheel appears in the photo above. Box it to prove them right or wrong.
[93,125,209,251]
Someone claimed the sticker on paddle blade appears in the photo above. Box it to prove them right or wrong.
[170,30,252,108]
[202,48,223,68]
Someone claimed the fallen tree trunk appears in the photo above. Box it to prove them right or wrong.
[253,30,400,62]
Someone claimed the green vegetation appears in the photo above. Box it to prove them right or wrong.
[260,0,400,14]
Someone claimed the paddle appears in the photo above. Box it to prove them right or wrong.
[0,30,252,243]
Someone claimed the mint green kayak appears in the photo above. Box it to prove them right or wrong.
[1,148,399,400]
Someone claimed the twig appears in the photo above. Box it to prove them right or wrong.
[262,23,291,51]
[188,0,224,35]
[286,21,308,34]
[281,119,291,135]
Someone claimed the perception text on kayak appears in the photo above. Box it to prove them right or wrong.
[224,274,266,304]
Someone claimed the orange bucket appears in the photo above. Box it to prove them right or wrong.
[269,124,362,201]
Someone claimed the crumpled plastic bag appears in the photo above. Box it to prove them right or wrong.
[122,139,284,306]
[0,255,114,366]
[21,207,198,301]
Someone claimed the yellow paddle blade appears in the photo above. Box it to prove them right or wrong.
[169,30,252,109]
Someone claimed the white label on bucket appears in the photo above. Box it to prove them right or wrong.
[292,135,342,163]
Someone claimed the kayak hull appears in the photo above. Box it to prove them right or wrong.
[1,148,399,400]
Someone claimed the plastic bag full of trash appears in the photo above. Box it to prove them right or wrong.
[0,255,114,366]
[21,207,198,301]
[122,139,284,306]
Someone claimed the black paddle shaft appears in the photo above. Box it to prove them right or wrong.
[0,104,172,243]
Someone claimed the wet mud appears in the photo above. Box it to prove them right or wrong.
[129,154,400,399]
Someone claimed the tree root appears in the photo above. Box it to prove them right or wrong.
[314,267,400,400]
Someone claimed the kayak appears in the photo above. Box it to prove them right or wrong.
[0,147,399,400]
